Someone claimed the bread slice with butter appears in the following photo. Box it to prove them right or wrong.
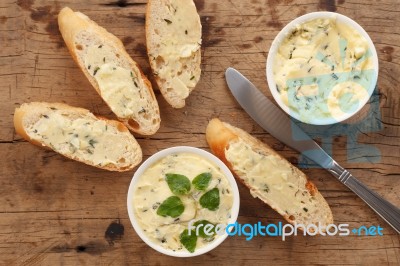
[14,102,142,172]
[146,0,202,108]
[206,118,333,232]
[58,7,160,135]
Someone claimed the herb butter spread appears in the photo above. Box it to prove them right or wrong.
[25,108,137,168]
[149,0,201,99]
[225,139,327,225]
[133,152,233,252]
[83,44,155,127]
[273,18,375,122]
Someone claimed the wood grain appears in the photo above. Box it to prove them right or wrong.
[0,0,399,265]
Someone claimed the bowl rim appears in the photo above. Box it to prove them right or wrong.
[266,11,379,125]
[126,146,240,257]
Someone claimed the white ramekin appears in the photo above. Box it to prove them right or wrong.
[266,12,379,125]
[127,146,240,257]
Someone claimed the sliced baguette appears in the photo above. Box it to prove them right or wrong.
[146,0,202,108]
[14,102,142,172]
[206,118,333,232]
[58,7,160,135]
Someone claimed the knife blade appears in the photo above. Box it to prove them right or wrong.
[225,67,333,168]
[225,67,400,233]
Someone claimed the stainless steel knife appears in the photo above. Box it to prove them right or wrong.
[225,67,400,233]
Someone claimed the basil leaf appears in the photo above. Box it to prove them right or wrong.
[166,173,191,195]
[180,229,197,253]
[193,220,216,238]
[156,196,184,218]
[192,172,212,191]
[199,188,220,211]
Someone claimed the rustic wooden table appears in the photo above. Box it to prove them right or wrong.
[1,0,399,265]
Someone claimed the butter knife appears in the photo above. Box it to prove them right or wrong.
[225,67,400,233]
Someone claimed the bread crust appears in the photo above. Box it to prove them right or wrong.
[14,102,142,172]
[58,7,160,135]
[205,118,238,169]
[206,118,333,231]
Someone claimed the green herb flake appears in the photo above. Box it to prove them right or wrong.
[156,196,184,218]
[289,47,296,59]
[93,67,100,76]
[303,207,308,212]
[166,173,191,195]
[190,76,195,80]
[134,81,138,87]
[192,172,212,191]
[179,229,197,253]
[199,188,220,211]
[185,30,188,35]
[103,57,105,63]
[98,45,103,48]
[164,19,172,24]
[193,220,216,238]
[89,139,97,148]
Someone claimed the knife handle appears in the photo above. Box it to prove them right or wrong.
[329,161,400,234]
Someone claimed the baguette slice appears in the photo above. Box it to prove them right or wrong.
[146,0,202,108]
[206,118,333,232]
[14,102,142,172]
[58,7,160,135]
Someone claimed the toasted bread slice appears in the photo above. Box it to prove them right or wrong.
[58,7,160,135]
[14,102,142,172]
[206,118,333,232]
[146,0,202,108]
